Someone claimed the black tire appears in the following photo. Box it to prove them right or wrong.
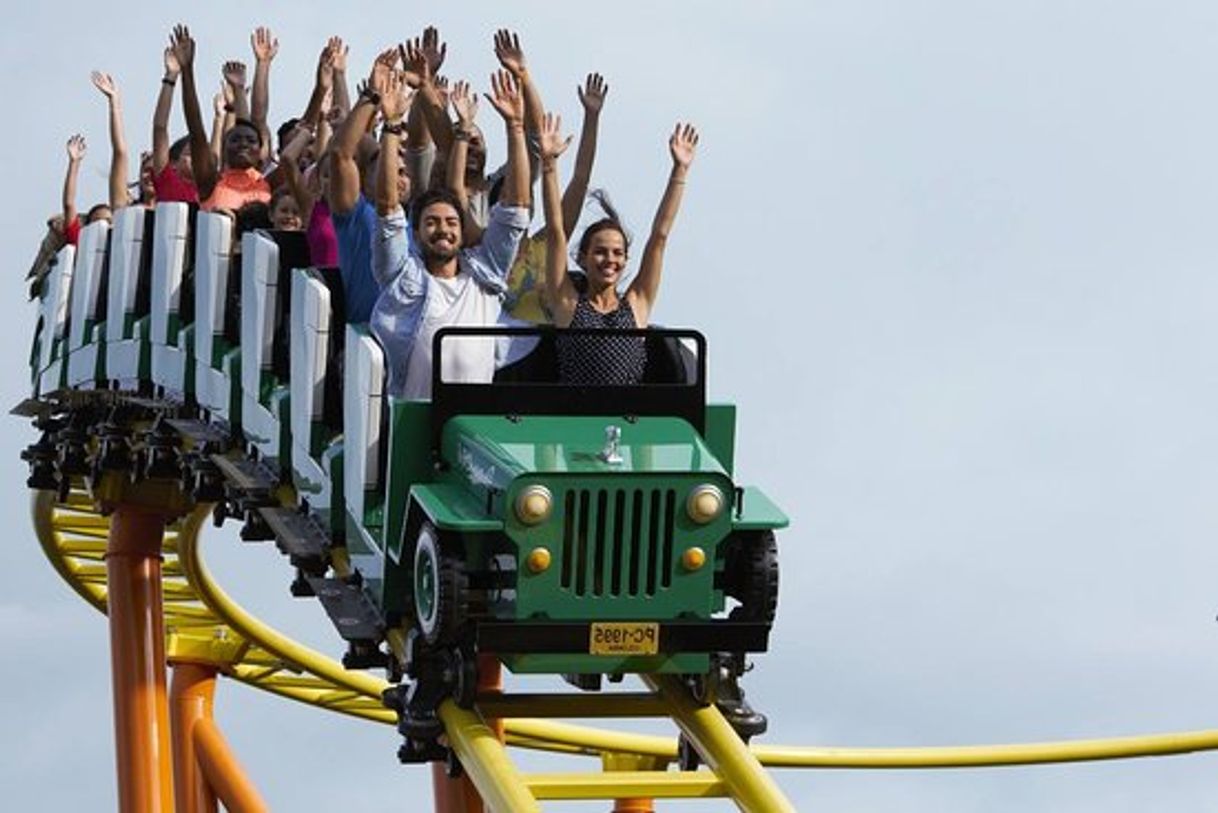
[414,522,468,645]
[724,531,779,623]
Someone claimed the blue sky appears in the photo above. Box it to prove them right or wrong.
[4,1,1218,809]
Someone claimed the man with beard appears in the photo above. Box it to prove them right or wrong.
[370,65,530,400]
[170,25,271,212]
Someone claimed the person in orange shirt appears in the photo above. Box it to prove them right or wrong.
[168,24,271,212]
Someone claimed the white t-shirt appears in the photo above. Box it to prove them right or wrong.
[401,271,501,400]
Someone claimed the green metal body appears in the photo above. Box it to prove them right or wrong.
[379,405,788,676]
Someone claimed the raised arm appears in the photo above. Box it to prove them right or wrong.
[328,49,394,215]
[627,123,698,324]
[209,84,228,164]
[374,69,415,216]
[62,135,86,226]
[152,48,180,174]
[401,28,453,156]
[493,29,545,138]
[250,27,277,159]
[222,60,251,122]
[299,41,336,131]
[91,71,130,210]
[171,25,218,199]
[446,80,483,241]
[328,36,352,120]
[279,123,315,213]
[561,73,607,239]
[539,113,577,324]
[485,70,529,207]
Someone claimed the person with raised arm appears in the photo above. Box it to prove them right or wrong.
[370,63,532,400]
[542,119,699,385]
[488,73,608,324]
[90,71,150,210]
[61,134,110,248]
[280,120,338,266]
[169,25,270,212]
[326,48,398,322]
[150,46,198,204]
[250,26,277,164]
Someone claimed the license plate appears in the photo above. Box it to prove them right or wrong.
[589,622,660,655]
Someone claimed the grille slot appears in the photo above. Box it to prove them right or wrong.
[561,487,676,597]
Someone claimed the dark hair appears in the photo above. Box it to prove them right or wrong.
[85,203,111,222]
[576,189,631,259]
[410,188,466,233]
[277,117,300,148]
[234,201,271,236]
[168,135,191,162]
[229,117,264,147]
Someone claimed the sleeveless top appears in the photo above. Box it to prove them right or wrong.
[557,295,647,385]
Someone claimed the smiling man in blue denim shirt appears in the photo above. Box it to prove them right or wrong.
[370,66,532,400]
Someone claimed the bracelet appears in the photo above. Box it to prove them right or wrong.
[360,88,381,107]
[162,78,176,87]
[382,120,406,136]
[453,128,472,142]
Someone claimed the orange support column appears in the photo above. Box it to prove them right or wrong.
[170,662,220,813]
[432,655,503,813]
[106,504,175,812]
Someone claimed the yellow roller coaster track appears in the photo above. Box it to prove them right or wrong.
[34,485,1218,811]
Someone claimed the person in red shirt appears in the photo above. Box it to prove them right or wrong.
[151,44,198,204]
[60,134,112,247]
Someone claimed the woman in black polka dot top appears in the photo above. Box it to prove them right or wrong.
[537,111,699,385]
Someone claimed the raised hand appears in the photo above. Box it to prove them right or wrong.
[493,29,527,77]
[398,40,428,89]
[450,80,478,127]
[66,134,87,162]
[669,122,699,169]
[419,26,447,75]
[223,61,247,90]
[375,66,413,123]
[485,69,524,124]
[538,112,573,161]
[368,47,399,92]
[91,70,118,100]
[251,27,279,62]
[163,47,181,81]
[169,25,195,70]
[327,36,349,72]
[578,73,608,114]
[316,42,336,90]
[433,75,451,109]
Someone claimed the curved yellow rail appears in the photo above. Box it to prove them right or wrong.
[33,487,1218,771]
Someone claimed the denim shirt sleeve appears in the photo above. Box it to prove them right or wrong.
[370,206,428,398]
[372,206,419,291]
[463,204,531,295]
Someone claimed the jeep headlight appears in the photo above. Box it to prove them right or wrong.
[687,484,724,524]
[515,485,553,525]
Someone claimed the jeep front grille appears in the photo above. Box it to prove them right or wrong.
[560,488,677,597]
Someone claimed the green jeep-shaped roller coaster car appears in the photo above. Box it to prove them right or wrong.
[361,326,788,753]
